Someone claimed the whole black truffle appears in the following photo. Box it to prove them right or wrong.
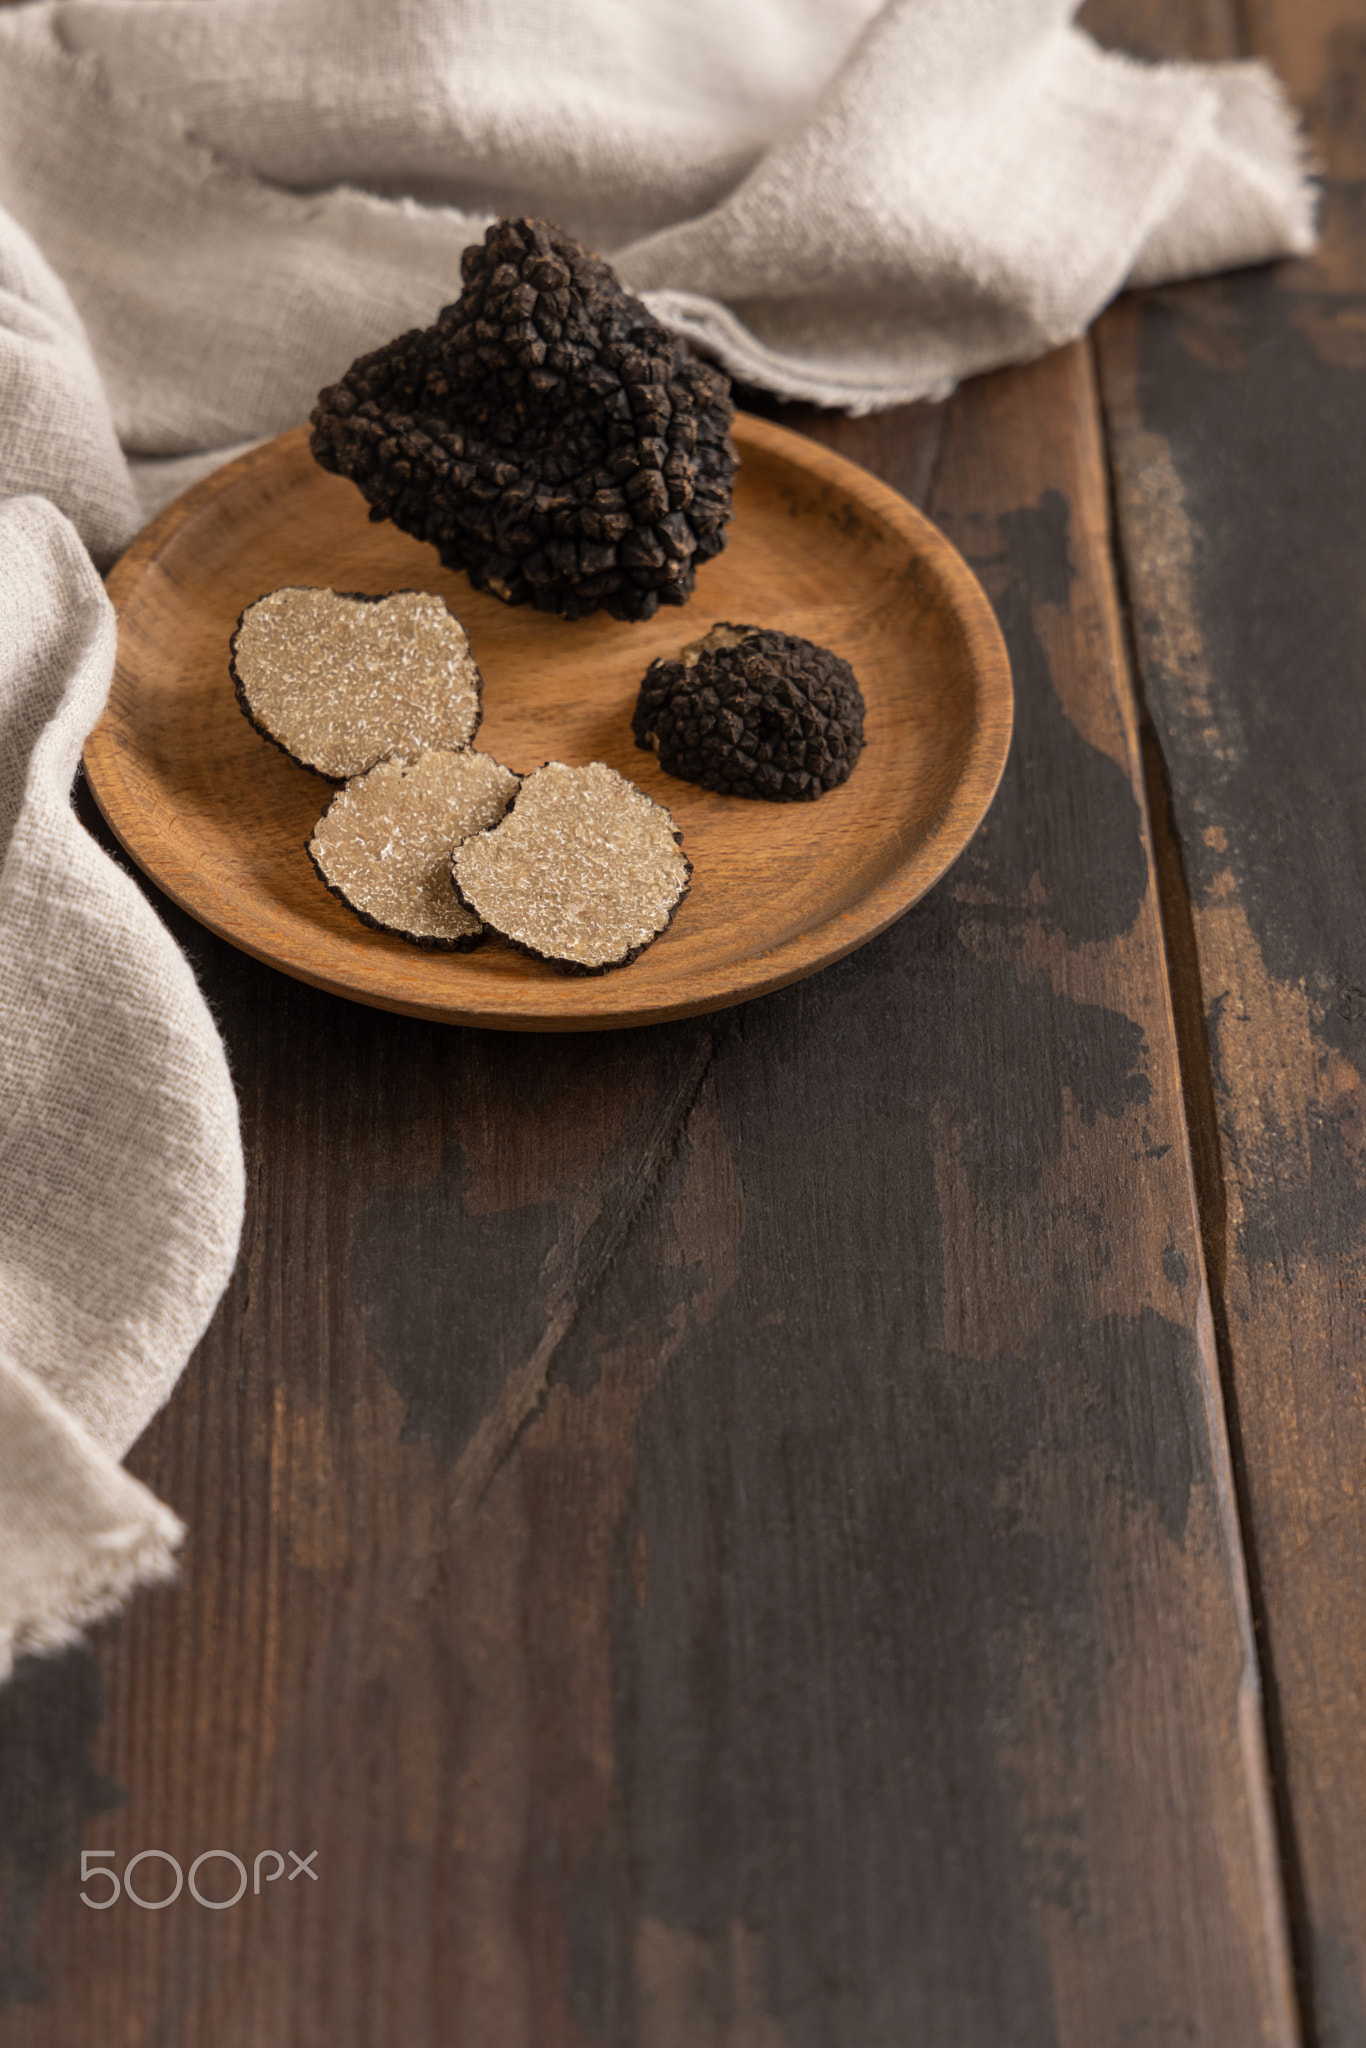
[632,624,866,801]
[310,217,737,624]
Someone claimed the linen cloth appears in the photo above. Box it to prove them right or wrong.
[0,495,243,1674]
[0,0,1314,1675]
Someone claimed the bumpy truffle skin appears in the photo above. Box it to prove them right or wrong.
[309,217,737,624]
[632,623,866,800]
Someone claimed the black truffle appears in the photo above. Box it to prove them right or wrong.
[310,218,737,624]
[632,624,866,801]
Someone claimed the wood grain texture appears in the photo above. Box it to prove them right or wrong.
[1093,3,1366,2042]
[1076,0,1242,60]
[1,331,1302,2043]
[86,415,1010,1031]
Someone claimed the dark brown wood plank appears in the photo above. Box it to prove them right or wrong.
[1094,3,1366,2042]
[1077,0,1242,61]
[2,369,1294,2039]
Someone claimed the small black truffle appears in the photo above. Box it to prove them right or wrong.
[632,624,866,800]
[310,217,737,624]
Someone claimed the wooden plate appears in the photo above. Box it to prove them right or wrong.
[86,415,1011,1032]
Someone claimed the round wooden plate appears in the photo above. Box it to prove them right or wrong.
[86,414,1011,1032]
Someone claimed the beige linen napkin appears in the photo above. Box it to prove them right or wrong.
[0,0,1314,1675]
[0,492,243,1674]
[0,0,1316,452]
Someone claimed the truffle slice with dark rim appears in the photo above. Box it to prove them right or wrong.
[309,217,737,624]
[231,587,482,779]
[632,622,866,800]
[453,761,690,973]
[309,748,518,949]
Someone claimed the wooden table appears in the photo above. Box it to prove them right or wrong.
[4,2,1364,2041]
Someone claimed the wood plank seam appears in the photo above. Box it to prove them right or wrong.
[1090,327,1318,2048]
[909,399,950,519]
[448,1018,728,1513]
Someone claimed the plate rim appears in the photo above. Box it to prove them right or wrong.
[86,411,1013,1032]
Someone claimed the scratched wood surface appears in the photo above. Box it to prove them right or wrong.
[1,7,1349,2042]
[0,379,1295,2044]
[1089,1,1366,2043]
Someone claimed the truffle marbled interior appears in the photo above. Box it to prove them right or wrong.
[453,760,689,972]
[310,748,518,948]
[232,587,482,778]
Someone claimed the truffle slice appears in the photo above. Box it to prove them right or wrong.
[232,587,482,778]
[632,623,866,800]
[309,749,518,949]
[453,761,690,973]
[310,216,737,624]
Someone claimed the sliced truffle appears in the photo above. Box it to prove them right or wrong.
[632,623,866,801]
[232,586,482,778]
[309,217,737,624]
[453,761,690,973]
[309,748,519,949]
